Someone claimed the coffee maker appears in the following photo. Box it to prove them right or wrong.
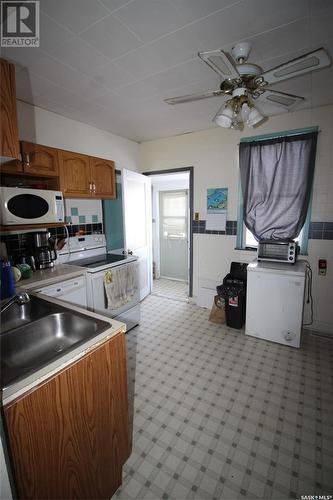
[32,232,57,270]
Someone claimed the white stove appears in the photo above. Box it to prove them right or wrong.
[57,234,140,331]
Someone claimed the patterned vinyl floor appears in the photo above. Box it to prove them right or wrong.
[116,294,333,500]
[152,278,188,302]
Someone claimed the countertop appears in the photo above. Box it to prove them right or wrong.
[16,263,85,290]
[1,292,126,406]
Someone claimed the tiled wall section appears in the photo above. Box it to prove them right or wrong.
[193,220,237,235]
[309,222,333,240]
[1,223,103,263]
[64,198,103,225]
[193,220,333,239]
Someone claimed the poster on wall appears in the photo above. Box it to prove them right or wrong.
[206,188,228,231]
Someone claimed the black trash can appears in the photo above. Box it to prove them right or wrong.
[217,262,247,329]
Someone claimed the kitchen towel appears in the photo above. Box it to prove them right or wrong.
[104,262,138,310]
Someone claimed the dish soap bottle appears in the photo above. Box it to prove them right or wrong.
[0,259,16,300]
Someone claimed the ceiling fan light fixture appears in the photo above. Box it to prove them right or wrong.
[213,104,234,128]
[246,106,265,127]
[240,102,251,122]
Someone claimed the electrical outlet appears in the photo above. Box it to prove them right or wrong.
[319,259,327,276]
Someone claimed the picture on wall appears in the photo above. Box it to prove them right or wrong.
[206,188,228,231]
[207,188,228,213]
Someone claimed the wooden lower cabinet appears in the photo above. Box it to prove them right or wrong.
[3,332,130,500]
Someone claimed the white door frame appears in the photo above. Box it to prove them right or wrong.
[142,167,194,297]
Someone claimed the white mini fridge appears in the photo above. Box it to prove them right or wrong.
[246,260,307,348]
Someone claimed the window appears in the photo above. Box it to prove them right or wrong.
[243,224,307,251]
[236,127,318,255]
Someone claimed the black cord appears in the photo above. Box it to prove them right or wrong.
[303,262,313,326]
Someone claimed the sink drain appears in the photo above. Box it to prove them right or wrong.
[54,344,65,352]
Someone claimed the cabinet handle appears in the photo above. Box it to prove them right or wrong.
[25,153,30,167]
[93,183,96,193]
[89,183,92,192]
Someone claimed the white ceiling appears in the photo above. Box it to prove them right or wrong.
[2,0,333,142]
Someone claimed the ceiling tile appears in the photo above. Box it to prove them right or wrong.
[80,14,143,59]
[188,0,307,51]
[40,0,110,34]
[40,12,75,52]
[114,25,204,79]
[3,49,108,101]
[33,84,92,111]
[168,0,240,21]
[114,59,220,100]
[93,61,135,90]
[309,4,333,45]
[247,19,311,65]
[45,36,111,75]
[113,0,205,43]
[15,71,53,102]
[99,0,135,14]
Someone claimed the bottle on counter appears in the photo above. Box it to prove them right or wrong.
[0,259,16,300]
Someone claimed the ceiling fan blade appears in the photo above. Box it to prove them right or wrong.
[260,48,331,85]
[255,89,304,110]
[198,49,240,80]
[164,90,223,105]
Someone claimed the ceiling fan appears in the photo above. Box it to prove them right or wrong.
[164,43,331,130]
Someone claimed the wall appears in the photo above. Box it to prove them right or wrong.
[17,101,139,172]
[139,104,333,334]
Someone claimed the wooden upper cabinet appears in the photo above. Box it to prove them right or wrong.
[0,158,22,174]
[59,150,91,197]
[0,59,20,163]
[21,142,60,176]
[91,157,116,199]
[4,332,130,500]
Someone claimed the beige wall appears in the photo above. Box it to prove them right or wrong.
[17,101,139,172]
[139,104,333,334]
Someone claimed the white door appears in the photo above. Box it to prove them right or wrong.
[122,169,152,300]
[159,190,188,280]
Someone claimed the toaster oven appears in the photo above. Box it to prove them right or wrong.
[257,240,298,263]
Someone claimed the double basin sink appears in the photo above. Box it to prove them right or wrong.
[1,295,110,388]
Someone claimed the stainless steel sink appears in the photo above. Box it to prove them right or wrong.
[1,295,55,333]
[1,296,110,388]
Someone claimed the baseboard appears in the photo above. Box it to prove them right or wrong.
[303,321,333,336]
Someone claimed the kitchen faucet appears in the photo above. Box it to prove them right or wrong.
[0,292,30,315]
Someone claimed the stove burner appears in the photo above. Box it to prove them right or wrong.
[69,253,128,269]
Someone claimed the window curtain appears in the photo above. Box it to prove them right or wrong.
[239,132,318,241]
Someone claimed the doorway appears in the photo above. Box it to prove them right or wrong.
[143,168,193,301]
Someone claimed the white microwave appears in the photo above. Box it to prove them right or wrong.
[0,187,64,225]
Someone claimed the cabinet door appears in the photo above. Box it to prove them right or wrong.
[4,332,130,500]
[21,142,60,176]
[91,157,116,199]
[59,150,91,198]
[0,59,20,161]
[0,159,22,174]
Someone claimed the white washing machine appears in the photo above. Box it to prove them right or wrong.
[246,260,307,348]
